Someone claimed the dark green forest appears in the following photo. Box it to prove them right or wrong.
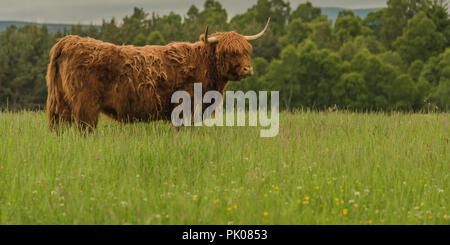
[1,0,449,111]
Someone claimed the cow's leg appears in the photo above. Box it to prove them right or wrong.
[73,91,101,132]
[47,93,73,131]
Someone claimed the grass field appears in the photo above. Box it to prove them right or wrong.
[0,110,448,225]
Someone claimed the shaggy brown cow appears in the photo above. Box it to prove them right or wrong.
[46,18,270,131]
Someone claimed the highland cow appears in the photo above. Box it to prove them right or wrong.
[46,18,270,131]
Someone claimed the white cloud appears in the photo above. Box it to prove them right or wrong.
[0,0,387,24]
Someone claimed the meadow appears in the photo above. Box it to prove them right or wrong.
[0,110,448,224]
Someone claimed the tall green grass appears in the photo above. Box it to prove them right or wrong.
[0,110,448,224]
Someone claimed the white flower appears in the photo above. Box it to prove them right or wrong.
[349,199,355,204]
[121,201,128,206]
[364,189,370,194]
[438,189,444,193]
[354,192,360,197]
[297,186,303,190]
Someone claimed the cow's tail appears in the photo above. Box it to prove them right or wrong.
[46,39,65,130]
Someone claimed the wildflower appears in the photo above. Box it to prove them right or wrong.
[213,199,220,204]
[314,186,320,190]
[297,200,301,204]
[263,212,268,216]
[332,177,337,181]
[121,201,128,206]
[349,199,355,204]
[261,178,265,182]
[364,189,370,194]
[444,215,448,220]
[343,209,348,216]
[297,186,302,190]
[304,195,310,201]
[233,204,237,209]
[227,207,232,211]
[353,203,358,208]
[375,209,379,214]
[368,220,373,224]
[354,192,360,197]
[303,201,309,205]
[438,189,444,193]
[420,202,424,207]
[415,206,420,210]
[355,180,360,184]
[428,215,432,220]
[192,195,198,201]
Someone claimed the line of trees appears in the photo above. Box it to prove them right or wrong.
[0,0,449,111]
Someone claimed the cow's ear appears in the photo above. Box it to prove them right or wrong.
[199,34,206,42]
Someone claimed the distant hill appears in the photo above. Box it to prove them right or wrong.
[0,21,96,32]
[0,7,379,33]
[322,7,380,22]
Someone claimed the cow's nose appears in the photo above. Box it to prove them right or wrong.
[243,66,254,76]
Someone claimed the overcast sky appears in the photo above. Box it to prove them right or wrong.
[0,0,387,24]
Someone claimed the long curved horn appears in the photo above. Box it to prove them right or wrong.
[245,17,271,41]
[204,25,218,43]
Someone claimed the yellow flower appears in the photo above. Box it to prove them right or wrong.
[375,209,379,214]
[303,200,309,205]
[355,180,360,184]
[213,199,220,204]
[380,219,385,223]
[297,200,301,204]
[192,196,198,201]
[261,178,265,182]
[314,186,320,190]
[415,206,420,210]
[368,220,373,224]
[263,212,269,216]
[343,209,348,216]
[325,218,330,222]
[335,197,339,202]
[227,207,232,211]
[408,215,412,219]
[304,195,310,200]
[420,202,424,207]
[332,177,337,181]
[353,203,358,207]
[233,204,237,209]
[341,200,344,204]
[327,181,332,185]
[428,215,432,219]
